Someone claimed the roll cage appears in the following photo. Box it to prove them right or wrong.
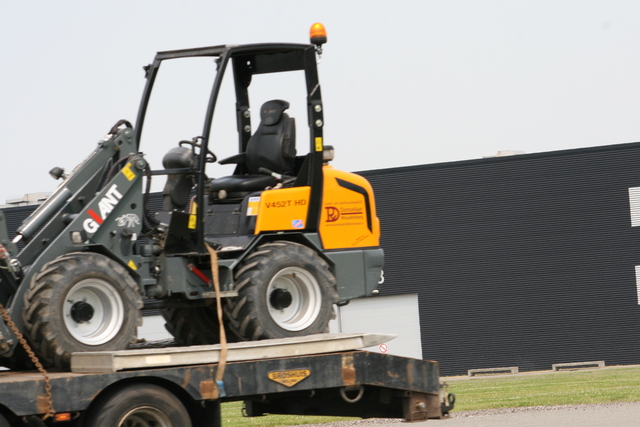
[134,43,326,253]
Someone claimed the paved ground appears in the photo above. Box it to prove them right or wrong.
[298,402,640,427]
[435,402,640,426]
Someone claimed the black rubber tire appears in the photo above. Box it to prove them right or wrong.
[224,241,338,341]
[161,305,239,346]
[22,252,142,368]
[84,383,191,427]
[0,413,9,427]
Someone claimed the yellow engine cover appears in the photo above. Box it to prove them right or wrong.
[319,166,381,250]
[254,186,311,232]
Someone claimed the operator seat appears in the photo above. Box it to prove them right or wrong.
[208,99,296,200]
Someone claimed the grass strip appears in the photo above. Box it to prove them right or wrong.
[446,366,640,411]
[221,401,358,427]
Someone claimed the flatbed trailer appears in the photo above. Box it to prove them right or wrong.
[0,334,452,426]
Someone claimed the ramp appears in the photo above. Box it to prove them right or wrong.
[71,332,395,373]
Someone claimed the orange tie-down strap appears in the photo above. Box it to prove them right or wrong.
[205,243,227,399]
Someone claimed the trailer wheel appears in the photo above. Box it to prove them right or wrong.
[23,252,142,368]
[84,383,191,427]
[162,305,238,345]
[224,241,338,341]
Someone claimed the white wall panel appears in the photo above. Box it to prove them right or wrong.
[330,294,422,359]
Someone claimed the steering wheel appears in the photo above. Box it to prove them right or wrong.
[179,137,217,163]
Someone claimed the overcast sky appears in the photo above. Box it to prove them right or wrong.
[2,1,639,204]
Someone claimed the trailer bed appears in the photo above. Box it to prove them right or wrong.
[0,334,450,425]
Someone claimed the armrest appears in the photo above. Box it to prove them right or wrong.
[218,152,246,165]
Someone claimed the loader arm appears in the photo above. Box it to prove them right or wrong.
[0,126,148,357]
[14,127,139,267]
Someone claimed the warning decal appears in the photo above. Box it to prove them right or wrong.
[121,163,136,181]
[247,197,260,216]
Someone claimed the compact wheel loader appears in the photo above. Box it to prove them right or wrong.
[0,24,383,368]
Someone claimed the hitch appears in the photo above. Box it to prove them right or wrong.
[440,383,456,416]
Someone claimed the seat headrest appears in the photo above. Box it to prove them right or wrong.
[260,100,290,126]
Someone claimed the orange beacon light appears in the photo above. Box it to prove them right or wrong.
[310,23,327,46]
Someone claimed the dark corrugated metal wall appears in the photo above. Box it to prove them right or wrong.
[2,205,36,250]
[4,142,640,375]
[361,142,640,375]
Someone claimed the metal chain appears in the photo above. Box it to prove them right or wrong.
[0,303,55,420]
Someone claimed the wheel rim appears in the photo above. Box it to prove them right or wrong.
[266,267,322,331]
[63,278,125,345]
[118,406,172,427]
